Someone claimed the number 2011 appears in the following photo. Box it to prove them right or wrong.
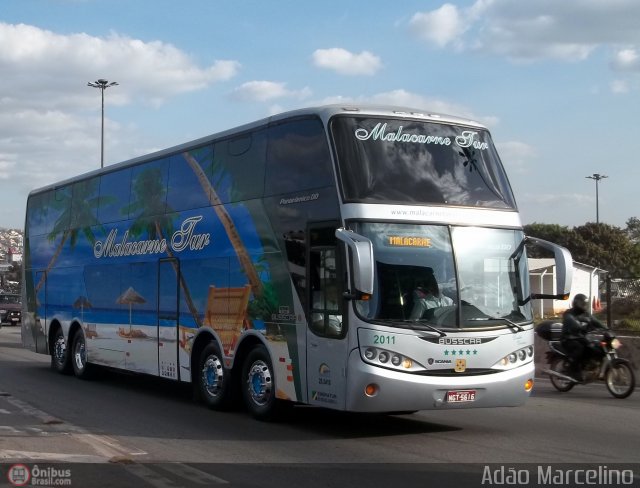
[373,335,396,345]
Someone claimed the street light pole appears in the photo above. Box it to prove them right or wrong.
[585,173,608,224]
[87,79,118,168]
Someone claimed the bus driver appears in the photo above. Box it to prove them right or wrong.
[410,272,453,320]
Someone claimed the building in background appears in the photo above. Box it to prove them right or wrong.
[529,259,605,318]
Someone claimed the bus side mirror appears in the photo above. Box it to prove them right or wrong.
[335,228,374,295]
[527,236,573,300]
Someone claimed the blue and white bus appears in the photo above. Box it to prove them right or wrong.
[22,105,572,419]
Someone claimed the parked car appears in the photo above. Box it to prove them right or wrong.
[0,293,21,326]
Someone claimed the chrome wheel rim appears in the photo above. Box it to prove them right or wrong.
[202,355,224,398]
[247,360,272,406]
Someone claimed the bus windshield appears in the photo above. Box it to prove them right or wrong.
[331,116,516,209]
[352,223,532,329]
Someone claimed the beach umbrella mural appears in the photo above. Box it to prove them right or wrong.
[72,296,92,321]
[116,286,146,334]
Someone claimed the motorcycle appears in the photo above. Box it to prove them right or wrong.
[536,322,635,399]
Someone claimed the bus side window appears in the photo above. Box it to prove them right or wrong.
[265,117,334,196]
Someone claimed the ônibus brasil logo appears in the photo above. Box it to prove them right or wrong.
[7,464,72,486]
[7,464,30,486]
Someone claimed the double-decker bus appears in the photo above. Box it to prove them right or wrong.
[22,105,572,419]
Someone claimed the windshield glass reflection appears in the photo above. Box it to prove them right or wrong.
[353,223,532,329]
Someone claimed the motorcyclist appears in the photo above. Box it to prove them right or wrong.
[561,293,607,381]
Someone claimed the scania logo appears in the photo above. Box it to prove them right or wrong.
[427,358,452,366]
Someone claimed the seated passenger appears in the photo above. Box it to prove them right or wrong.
[409,274,453,320]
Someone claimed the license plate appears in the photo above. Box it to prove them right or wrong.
[446,390,476,403]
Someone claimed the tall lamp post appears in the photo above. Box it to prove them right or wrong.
[585,173,608,224]
[87,79,118,168]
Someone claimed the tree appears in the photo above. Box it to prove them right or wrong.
[525,222,640,277]
[523,223,577,258]
[572,223,640,276]
[626,217,640,243]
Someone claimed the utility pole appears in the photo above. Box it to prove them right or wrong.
[87,79,118,168]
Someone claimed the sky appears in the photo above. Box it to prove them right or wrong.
[1,0,639,230]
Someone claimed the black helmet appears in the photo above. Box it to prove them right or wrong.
[572,293,588,313]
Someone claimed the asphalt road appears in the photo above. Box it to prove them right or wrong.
[0,326,638,488]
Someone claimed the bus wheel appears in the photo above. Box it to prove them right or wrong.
[71,332,93,379]
[242,345,278,420]
[198,342,231,410]
[51,327,72,375]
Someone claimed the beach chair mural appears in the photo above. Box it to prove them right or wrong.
[203,285,251,355]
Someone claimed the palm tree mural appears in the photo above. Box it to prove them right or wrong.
[123,167,203,328]
[34,178,108,293]
[182,151,264,298]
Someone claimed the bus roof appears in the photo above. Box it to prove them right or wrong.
[28,104,486,196]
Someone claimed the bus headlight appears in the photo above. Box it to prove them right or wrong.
[364,347,377,360]
[494,346,534,370]
[360,346,425,372]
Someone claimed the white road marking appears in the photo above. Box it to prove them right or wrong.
[0,450,105,463]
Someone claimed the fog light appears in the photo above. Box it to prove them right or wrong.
[365,383,379,397]
[525,379,534,392]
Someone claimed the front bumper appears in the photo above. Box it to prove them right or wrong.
[346,349,534,412]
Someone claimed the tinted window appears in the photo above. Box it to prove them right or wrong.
[98,169,132,224]
[167,147,213,212]
[27,186,75,238]
[70,177,101,230]
[26,191,52,237]
[265,118,334,196]
[126,160,169,221]
[331,116,516,209]
[215,130,266,202]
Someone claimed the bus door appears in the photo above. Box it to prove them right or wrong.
[158,258,180,380]
[306,224,349,409]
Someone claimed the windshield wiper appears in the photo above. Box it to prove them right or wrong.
[397,320,447,337]
[468,316,524,332]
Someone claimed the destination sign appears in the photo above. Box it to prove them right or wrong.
[386,235,432,248]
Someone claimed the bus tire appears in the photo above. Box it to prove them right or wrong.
[198,342,232,410]
[51,327,72,375]
[242,345,278,421]
[71,331,93,379]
